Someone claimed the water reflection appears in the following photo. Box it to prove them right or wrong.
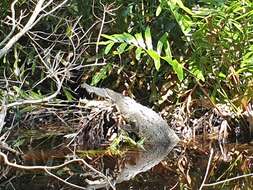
[0,140,178,190]
[2,139,253,189]
[86,141,178,189]
[115,143,177,184]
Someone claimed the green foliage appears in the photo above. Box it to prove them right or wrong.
[0,0,9,19]
[101,27,184,81]
[0,1,81,105]
[63,87,75,101]
[188,0,253,102]
[241,45,253,73]
[109,131,145,151]
[91,63,113,85]
[158,0,193,35]
[1,0,253,110]
[93,0,253,105]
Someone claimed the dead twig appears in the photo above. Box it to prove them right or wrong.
[0,100,7,134]
[199,148,214,190]
[0,151,115,190]
[202,173,253,187]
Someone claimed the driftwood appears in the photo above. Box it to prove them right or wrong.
[81,83,179,145]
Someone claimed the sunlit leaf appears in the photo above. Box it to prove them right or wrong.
[135,33,146,49]
[167,1,193,35]
[145,27,153,50]
[98,41,114,45]
[113,34,133,42]
[117,42,128,54]
[157,33,172,58]
[162,56,184,81]
[163,40,172,58]
[147,49,160,70]
[156,5,162,16]
[189,61,205,81]
[91,63,112,85]
[171,59,184,81]
[157,33,166,55]
[66,25,73,38]
[29,91,43,99]
[173,0,193,15]
[102,34,119,42]
[240,45,253,73]
[231,21,243,33]
[135,47,143,61]
[104,42,114,54]
[122,33,138,46]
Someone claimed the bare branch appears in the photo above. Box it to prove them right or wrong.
[0,0,45,58]
[0,0,19,47]
[199,148,214,190]
[0,100,7,134]
[6,76,63,108]
[0,0,68,59]
[0,151,116,190]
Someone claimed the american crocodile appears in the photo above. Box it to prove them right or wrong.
[81,83,179,145]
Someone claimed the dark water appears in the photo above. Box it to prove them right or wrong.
[1,134,253,190]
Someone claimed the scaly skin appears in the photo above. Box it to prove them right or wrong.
[81,83,179,145]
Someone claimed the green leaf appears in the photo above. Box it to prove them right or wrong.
[13,86,28,98]
[167,1,193,35]
[240,45,253,73]
[32,60,36,74]
[29,91,43,99]
[147,50,161,70]
[173,0,193,15]
[193,69,205,81]
[218,72,226,79]
[13,138,26,147]
[156,5,162,16]
[113,34,129,42]
[104,42,114,54]
[163,38,172,58]
[102,34,119,42]
[171,59,184,81]
[66,25,73,38]
[122,33,138,46]
[135,47,143,61]
[157,33,171,57]
[157,36,164,56]
[98,41,114,45]
[63,88,75,101]
[117,42,128,54]
[189,61,205,81]
[162,56,184,81]
[102,33,129,43]
[91,64,112,86]
[135,33,146,49]
[144,27,153,50]
[231,21,243,33]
